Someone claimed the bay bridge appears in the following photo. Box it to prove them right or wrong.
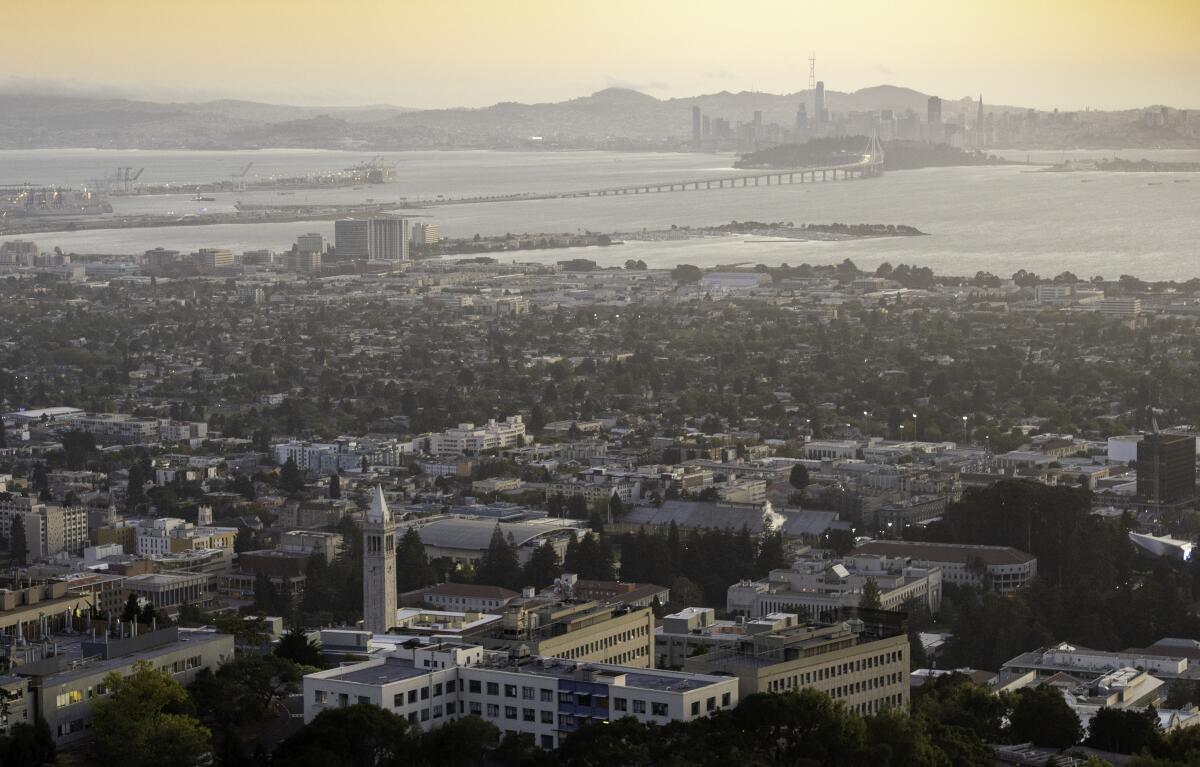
[415,134,886,208]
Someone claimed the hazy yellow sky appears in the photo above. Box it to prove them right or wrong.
[6,0,1199,109]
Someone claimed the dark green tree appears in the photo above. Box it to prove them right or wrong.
[275,627,325,668]
[9,515,27,564]
[0,718,56,767]
[859,577,882,610]
[476,525,522,590]
[396,527,437,592]
[1085,706,1163,755]
[280,457,306,495]
[789,463,811,490]
[273,704,415,767]
[1008,684,1083,749]
[522,540,560,589]
[329,472,342,499]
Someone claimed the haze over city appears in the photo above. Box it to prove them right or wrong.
[5,0,1200,110]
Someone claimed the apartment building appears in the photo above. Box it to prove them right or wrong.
[675,610,910,716]
[303,641,738,750]
[0,497,88,560]
[73,413,162,444]
[727,547,942,619]
[849,540,1036,594]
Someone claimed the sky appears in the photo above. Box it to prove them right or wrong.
[5,0,1199,110]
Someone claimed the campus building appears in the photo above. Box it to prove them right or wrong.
[726,548,942,619]
[303,640,738,749]
[675,609,911,716]
[848,540,1036,594]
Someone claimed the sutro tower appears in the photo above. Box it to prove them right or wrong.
[808,51,816,91]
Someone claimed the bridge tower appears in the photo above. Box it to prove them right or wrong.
[866,132,885,176]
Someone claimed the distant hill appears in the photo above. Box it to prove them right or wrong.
[0,84,1025,150]
[0,85,1183,151]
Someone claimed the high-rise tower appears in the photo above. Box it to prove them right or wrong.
[977,95,985,149]
[362,485,397,634]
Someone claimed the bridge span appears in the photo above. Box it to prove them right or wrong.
[412,136,885,208]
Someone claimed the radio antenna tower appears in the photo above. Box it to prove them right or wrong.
[808,51,816,90]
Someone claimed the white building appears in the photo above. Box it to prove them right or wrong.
[1100,297,1143,317]
[73,413,161,444]
[804,440,859,461]
[303,640,739,750]
[426,417,526,457]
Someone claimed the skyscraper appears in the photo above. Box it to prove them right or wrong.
[362,485,397,634]
[692,106,702,144]
[335,217,410,262]
[976,95,985,149]
[1137,433,1197,505]
[815,81,826,124]
[927,96,943,125]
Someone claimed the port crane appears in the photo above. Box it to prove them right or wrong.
[231,161,254,191]
[114,166,144,193]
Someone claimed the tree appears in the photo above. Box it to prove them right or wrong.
[0,718,56,767]
[254,570,279,614]
[276,627,326,669]
[120,593,142,623]
[330,472,342,499]
[671,264,703,284]
[789,463,811,491]
[1085,706,1163,755]
[476,525,522,590]
[91,661,211,767]
[396,527,437,592]
[522,540,560,589]
[9,515,27,564]
[563,532,613,580]
[860,577,882,610]
[418,715,501,766]
[273,704,415,767]
[757,529,787,572]
[1008,684,1083,749]
[668,576,703,609]
[280,456,306,495]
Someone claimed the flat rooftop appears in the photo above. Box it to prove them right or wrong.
[333,657,429,685]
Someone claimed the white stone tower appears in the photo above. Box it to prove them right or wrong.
[362,485,396,634]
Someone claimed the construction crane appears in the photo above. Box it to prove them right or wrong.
[231,161,254,191]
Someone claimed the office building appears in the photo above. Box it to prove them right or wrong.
[363,486,398,634]
[676,610,910,715]
[296,232,324,256]
[334,219,370,260]
[691,106,701,143]
[1138,433,1197,504]
[476,596,655,669]
[927,96,942,125]
[815,81,826,124]
[194,248,235,271]
[303,640,738,749]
